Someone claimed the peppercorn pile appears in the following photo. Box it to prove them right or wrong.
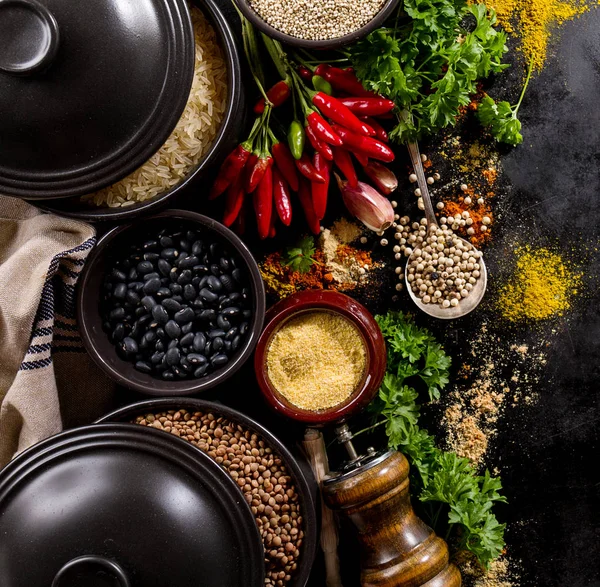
[101,224,252,379]
[135,409,304,586]
[210,18,398,238]
[407,223,484,307]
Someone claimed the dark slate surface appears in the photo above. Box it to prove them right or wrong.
[94,3,600,586]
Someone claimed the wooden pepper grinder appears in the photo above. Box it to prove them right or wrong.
[321,425,461,587]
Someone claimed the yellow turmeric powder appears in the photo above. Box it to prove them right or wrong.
[487,0,594,70]
[498,246,581,322]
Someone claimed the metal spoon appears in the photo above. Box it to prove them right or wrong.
[404,141,487,319]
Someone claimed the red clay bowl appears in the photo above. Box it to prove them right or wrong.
[254,290,386,425]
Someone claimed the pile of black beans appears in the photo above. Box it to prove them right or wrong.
[101,223,252,380]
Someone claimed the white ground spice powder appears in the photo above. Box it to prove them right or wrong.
[266,311,366,411]
[248,0,386,41]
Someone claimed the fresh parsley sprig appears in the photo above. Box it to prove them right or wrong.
[362,311,506,568]
[282,235,317,273]
[477,57,534,146]
[347,0,520,144]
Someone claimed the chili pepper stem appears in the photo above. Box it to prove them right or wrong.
[260,33,289,81]
[289,67,314,116]
[240,17,269,101]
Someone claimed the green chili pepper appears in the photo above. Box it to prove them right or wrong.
[312,75,333,95]
[287,120,305,160]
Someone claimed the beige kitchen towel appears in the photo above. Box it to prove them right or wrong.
[0,196,114,466]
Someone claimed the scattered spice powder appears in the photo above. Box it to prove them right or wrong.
[442,324,547,468]
[260,249,327,298]
[417,138,501,248]
[441,200,493,247]
[319,219,370,285]
[488,0,594,71]
[266,311,366,411]
[260,219,378,299]
[498,246,581,322]
[455,552,521,587]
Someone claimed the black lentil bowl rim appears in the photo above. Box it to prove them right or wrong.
[95,397,318,587]
[32,0,245,222]
[77,209,266,395]
[232,0,400,50]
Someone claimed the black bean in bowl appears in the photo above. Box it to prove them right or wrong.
[77,210,266,395]
[102,225,251,380]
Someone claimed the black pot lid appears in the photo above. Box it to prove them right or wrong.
[0,424,265,587]
[0,0,194,200]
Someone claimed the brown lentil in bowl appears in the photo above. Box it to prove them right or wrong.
[134,409,304,586]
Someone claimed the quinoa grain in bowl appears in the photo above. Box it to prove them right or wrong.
[247,0,387,41]
[83,6,228,208]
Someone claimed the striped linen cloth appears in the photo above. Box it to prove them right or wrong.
[0,197,114,466]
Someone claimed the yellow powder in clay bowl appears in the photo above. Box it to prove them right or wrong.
[266,311,367,411]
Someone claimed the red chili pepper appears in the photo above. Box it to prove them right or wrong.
[243,152,258,192]
[298,66,313,82]
[314,64,330,78]
[298,179,321,235]
[273,167,292,226]
[360,116,388,142]
[353,151,369,167]
[271,142,299,192]
[312,92,375,137]
[311,152,331,220]
[233,202,246,236]
[295,153,325,183]
[305,125,333,161]
[269,209,277,238]
[222,173,245,227]
[331,146,358,187]
[332,125,395,163]
[317,65,375,98]
[209,143,251,200]
[254,164,273,240]
[253,80,291,114]
[306,111,342,146]
[337,97,395,117]
[246,155,273,194]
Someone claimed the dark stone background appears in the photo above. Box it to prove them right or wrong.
[97,3,600,586]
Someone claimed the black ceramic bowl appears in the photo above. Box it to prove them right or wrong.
[35,0,244,222]
[96,398,318,587]
[233,0,399,50]
[77,209,266,395]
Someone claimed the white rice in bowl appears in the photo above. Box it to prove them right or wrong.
[82,7,228,208]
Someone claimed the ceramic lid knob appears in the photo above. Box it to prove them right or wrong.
[0,0,60,75]
[52,556,130,587]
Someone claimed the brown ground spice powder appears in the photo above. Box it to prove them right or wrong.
[456,552,521,587]
[266,311,366,411]
[442,325,547,468]
[260,219,377,299]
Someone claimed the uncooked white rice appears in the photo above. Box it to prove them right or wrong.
[82,7,228,208]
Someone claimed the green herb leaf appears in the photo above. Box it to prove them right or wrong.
[477,96,523,145]
[365,311,506,568]
[283,236,316,273]
[347,0,518,144]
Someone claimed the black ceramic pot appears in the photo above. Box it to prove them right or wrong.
[77,209,266,395]
[34,0,245,222]
[97,398,319,587]
[0,0,195,200]
[0,423,265,587]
